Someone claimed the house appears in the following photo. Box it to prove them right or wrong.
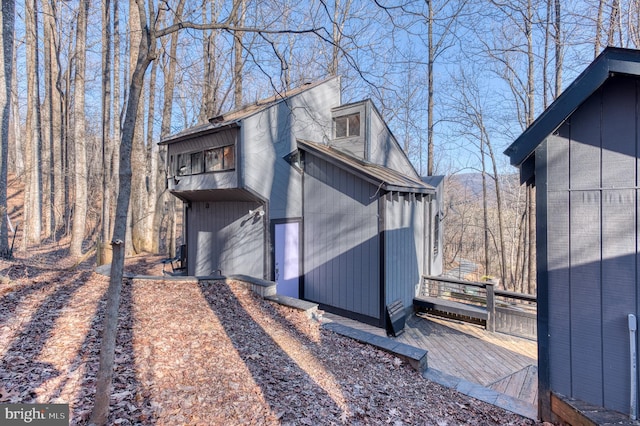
[505,47,640,422]
[160,78,444,328]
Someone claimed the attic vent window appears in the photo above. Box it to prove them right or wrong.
[334,113,360,138]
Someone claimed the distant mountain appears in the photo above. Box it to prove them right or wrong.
[444,172,520,204]
[451,173,485,199]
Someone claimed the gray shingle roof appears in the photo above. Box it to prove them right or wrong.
[297,139,435,194]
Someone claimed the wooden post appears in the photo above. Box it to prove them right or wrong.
[485,282,496,332]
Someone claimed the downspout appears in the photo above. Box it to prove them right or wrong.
[427,195,433,276]
[378,190,387,329]
[629,313,637,420]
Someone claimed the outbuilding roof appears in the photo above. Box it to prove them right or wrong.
[297,139,435,194]
[504,47,640,175]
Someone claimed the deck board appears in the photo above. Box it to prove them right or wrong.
[321,311,538,409]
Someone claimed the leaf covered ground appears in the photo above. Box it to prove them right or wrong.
[0,246,541,425]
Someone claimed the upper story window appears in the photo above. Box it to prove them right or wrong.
[191,151,204,174]
[176,153,191,176]
[173,145,235,176]
[205,146,234,172]
[334,113,360,138]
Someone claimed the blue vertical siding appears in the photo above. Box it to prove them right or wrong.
[602,190,635,412]
[187,200,264,277]
[384,192,424,311]
[543,76,640,414]
[569,190,603,404]
[303,155,381,320]
[241,79,340,220]
[546,128,571,395]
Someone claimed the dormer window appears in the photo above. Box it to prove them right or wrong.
[334,113,360,138]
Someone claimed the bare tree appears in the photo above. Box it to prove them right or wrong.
[152,0,185,255]
[70,0,91,257]
[0,0,14,257]
[9,38,23,178]
[200,0,225,122]
[101,0,113,254]
[607,0,622,46]
[129,0,152,254]
[553,0,562,97]
[23,0,42,249]
[233,0,245,108]
[42,0,64,239]
[110,0,121,240]
[89,2,346,422]
[328,0,352,76]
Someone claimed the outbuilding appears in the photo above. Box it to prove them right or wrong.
[505,47,640,422]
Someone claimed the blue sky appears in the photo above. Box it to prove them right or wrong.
[10,0,625,176]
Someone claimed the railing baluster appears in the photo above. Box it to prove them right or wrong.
[420,275,536,339]
[486,282,496,332]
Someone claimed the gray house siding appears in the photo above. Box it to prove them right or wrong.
[303,154,381,322]
[187,200,264,277]
[166,127,238,190]
[424,177,444,277]
[383,192,425,312]
[242,79,340,220]
[368,103,418,178]
[539,76,640,414]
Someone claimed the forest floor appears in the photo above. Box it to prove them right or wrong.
[0,175,542,425]
[0,245,543,425]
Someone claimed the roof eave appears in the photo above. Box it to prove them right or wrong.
[158,122,239,145]
[505,47,640,167]
[298,139,435,195]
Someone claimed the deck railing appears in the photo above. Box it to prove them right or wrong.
[421,275,537,340]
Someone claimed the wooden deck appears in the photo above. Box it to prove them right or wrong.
[322,311,538,408]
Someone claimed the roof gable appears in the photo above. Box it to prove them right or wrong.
[504,47,640,172]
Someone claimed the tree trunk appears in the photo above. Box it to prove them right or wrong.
[152,0,185,254]
[485,138,507,288]
[129,0,151,254]
[427,0,434,176]
[525,0,535,293]
[23,0,42,249]
[63,40,73,235]
[101,0,113,247]
[145,56,158,252]
[480,139,489,275]
[607,0,621,47]
[200,0,221,123]
[42,0,63,239]
[110,0,121,244]
[0,0,14,257]
[233,0,245,109]
[10,43,22,177]
[70,0,90,258]
[554,0,562,97]
[527,185,535,294]
[89,2,153,423]
[595,0,604,56]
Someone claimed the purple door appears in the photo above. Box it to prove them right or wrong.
[274,222,300,298]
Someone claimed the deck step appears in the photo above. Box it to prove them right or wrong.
[413,296,488,321]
